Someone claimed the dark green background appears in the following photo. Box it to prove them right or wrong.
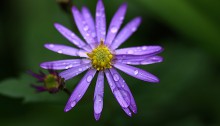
[0,0,220,125]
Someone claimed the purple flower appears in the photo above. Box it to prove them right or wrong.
[28,69,65,94]
[41,0,163,120]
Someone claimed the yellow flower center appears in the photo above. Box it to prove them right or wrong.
[87,39,113,71]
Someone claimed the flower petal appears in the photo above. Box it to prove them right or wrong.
[59,64,91,80]
[115,46,163,55]
[54,23,91,51]
[105,69,130,108]
[45,43,87,57]
[113,63,159,83]
[94,71,104,120]
[81,7,96,39]
[40,59,90,70]
[110,17,141,50]
[64,69,96,112]
[105,3,127,46]
[109,68,137,114]
[115,54,156,61]
[96,0,106,42]
[116,56,163,66]
[72,6,97,48]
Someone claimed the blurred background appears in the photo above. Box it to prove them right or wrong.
[0,0,220,125]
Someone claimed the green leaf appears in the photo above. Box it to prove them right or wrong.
[0,74,66,103]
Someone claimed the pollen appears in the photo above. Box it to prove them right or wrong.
[87,39,113,71]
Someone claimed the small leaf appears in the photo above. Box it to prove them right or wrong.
[0,74,66,103]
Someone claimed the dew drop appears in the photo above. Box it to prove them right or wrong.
[94,95,103,113]
[83,25,89,31]
[70,33,75,37]
[120,16,124,20]
[101,31,106,35]
[110,26,118,33]
[49,44,54,48]
[70,101,76,107]
[78,68,83,71]
[131,27,137,32]
[134,70,139,75]
[142,46,147,50]
[127,50,134,54]
[96,12,101,16]
[113,74,120,81]
[58,50,63,54]
[87,75,93,82]
[78,94,81,98]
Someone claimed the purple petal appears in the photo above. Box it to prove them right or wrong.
[40,59,90,70]
[59,64,91,80]
[94,71,104,120]
[64,69,96,112]
[113,63,159,83]
[96,0,106,42]
[54,23,91,52]
[72,6,97,48]
[110,17,141,50]
[81,7,96,39]
[31,85,47,92]
[105,69,130,108]
[105,3,127,46]
[109,68,137,114]
[115,46,163,55]
[44,43,87,57]
[116,56,163,65]
[115,54,157,61]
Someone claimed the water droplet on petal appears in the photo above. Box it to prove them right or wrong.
[113,74,120,81]
[101,31,106,35]
[49,44,54,48]
[87,75,93,82]
[83,25,89,31]
[78,94,81,98]
[78,68,83,71]
[142,46,147,50]
[134,70,139,75]
[131,27,137,32]
[127,50,134,54]
[96,12,101,16]
[58,50,63,54]
[120,16,124,20]
[94,95,103,113]
[110,26,118,33]
[70,101,76,107]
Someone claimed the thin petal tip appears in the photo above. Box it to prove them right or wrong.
[94,113,101,121]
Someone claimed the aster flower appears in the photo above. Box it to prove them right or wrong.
[40,0,163,120]
[28,69,67,94]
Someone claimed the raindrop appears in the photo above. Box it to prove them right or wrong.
[101,31,106,35]
[83,25,89,31]
[78,94,81,98]
[113,88,130,108]
[120,16,124,20]
[131,27,137,32]
[87,75,93,82]
[94,95,103,113]
[113,74,120,81]
[49,44,54,48]
[70,101,76,107]
[110,26,118,33]
[58,50,63,54]
[70,33,75,37]
[78,68,83,71]
[142,46,147,50]
[86,33,90,36]
[96,12,101,16]
[134,70,139,75]
[127,50,134,54]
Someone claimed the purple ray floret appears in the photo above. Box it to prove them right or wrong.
[40,0,163,120]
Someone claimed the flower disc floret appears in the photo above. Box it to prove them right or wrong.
[87,40,113,71]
